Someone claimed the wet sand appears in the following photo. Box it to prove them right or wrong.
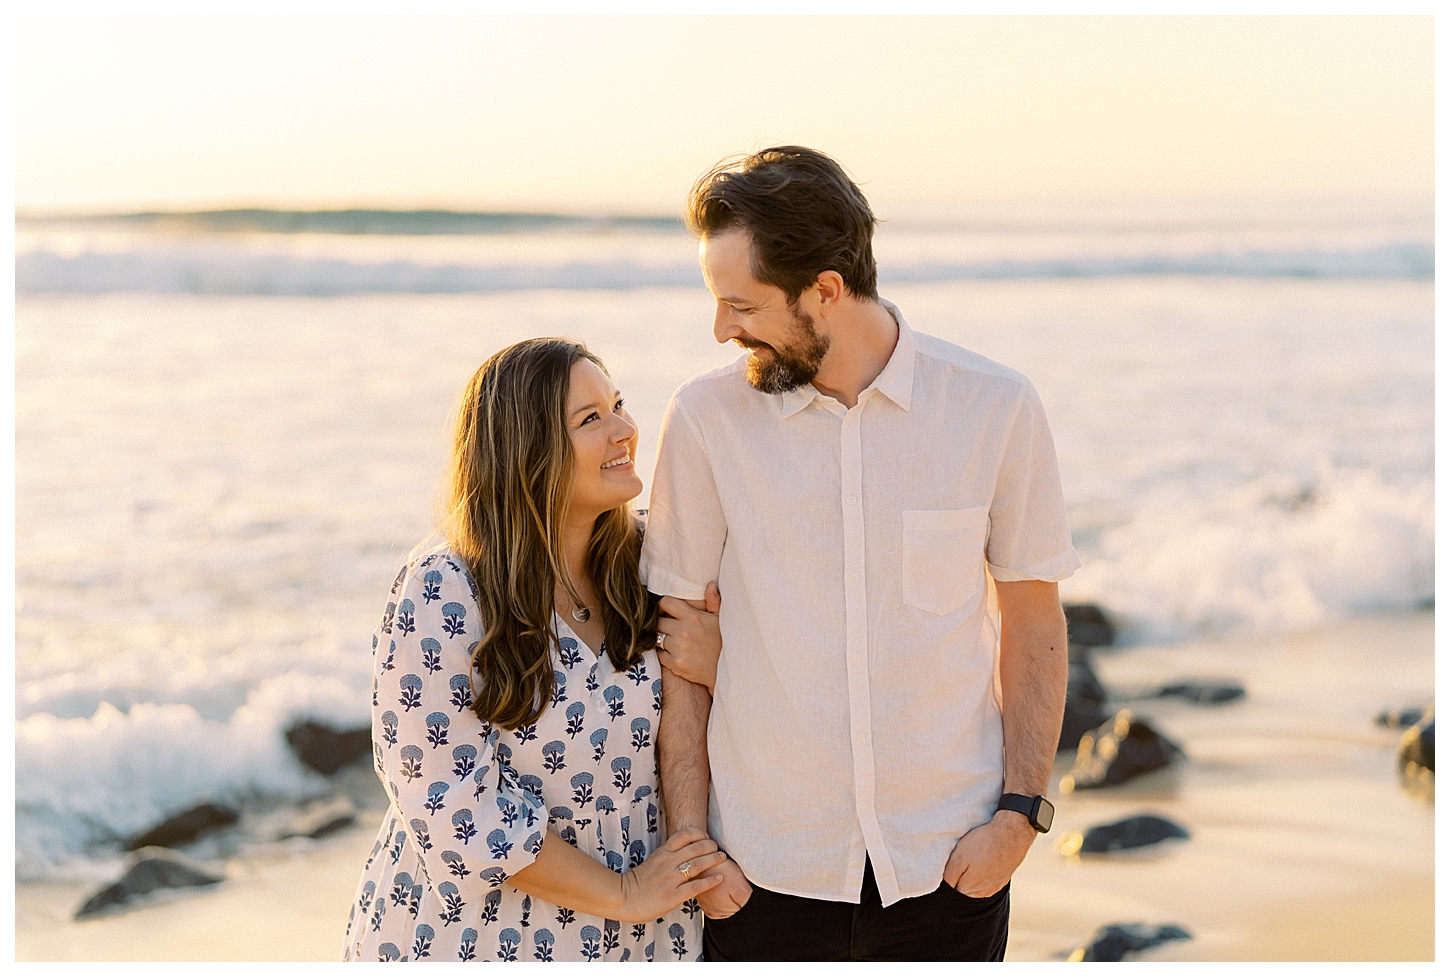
[15,612,1434,962]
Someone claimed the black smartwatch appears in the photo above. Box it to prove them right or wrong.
[996,793,1054,833]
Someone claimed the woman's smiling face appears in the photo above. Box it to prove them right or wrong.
[564,357,642,520]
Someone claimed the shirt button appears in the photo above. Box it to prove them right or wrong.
[856,732,865,741]
[849,573,859,583]
[853,654,862,663]
[847,495,857,505]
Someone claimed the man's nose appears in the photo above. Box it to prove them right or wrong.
[713,305,741,345]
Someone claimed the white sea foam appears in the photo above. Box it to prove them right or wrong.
[1061,466,1434,644]
[15,670,371,880]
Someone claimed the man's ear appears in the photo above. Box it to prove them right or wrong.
[813,269,846,319]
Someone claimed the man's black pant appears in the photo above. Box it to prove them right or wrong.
[702,858,1010,962]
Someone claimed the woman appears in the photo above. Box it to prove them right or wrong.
[343,338,724,962]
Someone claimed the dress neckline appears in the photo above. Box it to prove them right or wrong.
[554,611,603,661]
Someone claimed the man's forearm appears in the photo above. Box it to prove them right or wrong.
[659,666,712,833]
[996,580,1068,796]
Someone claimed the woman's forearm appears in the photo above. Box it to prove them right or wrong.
[504,830,624,918]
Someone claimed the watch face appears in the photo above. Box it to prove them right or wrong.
[1033,797,1055,833]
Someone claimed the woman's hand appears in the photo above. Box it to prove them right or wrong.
[656,582,722,693]
[617,827,727,923]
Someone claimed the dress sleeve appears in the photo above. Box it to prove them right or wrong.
[640,390,728,600]
[985,380,1082,583]
[370,552,546,906]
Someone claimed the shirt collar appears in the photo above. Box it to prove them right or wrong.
[779,298,916,417]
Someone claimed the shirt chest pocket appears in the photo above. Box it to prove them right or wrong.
[901,507,990,615]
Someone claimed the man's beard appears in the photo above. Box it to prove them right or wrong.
[742,304,831,394]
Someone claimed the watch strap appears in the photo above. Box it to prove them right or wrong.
[997,793,1051,833]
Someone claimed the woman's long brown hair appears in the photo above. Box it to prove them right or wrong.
[441,338,657,730]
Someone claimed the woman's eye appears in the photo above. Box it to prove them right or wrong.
[580,412,599,426]
[614,400,626,412]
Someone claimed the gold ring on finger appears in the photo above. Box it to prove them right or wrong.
[677,860,693,877]
[656,631,667,650]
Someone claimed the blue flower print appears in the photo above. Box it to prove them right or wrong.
[595,795,616,817]
[559,636,583,669]
[606,850,623,873]
[652,678,663,714]
[438,881,464,925]
[472,765,490,803]
[631,923,647,944]
[458,927,478,962]
[424,781,450,814]
[412,923,434,959]
[565,701,585,738]
[451,808,477,844]
[670,922,688,959]
[408,885,423,918]
[390,829,408,863]
[586,662,600,692]
[389,871,414,906]
[487,828,514,861]
[525,830,543,855]
[520,895,532,928]
[422,569,443,602]
[627,660,650,685]
[441,601,467,638]
[448,674,473,712]
[371,894,387,932]
[381,640,395,672]
[399,745,424,782]
[570,772,594,807]
[619,815,630,845]
[420,638,442,675]
[628,839,647,868]
[358,880,376,915]
[425,711,450,748]
[603,919,621,954]
[481,866,508,889]
[552,670,569,706]
[391,564,408,595]
[372,676,378,708]
[513,722,538,744]
[409,818,432,852]
[590,727,609,762]
[396,599,417,636]
[380,602,396,635]
[556,904,577,929]
[645,940,655,961]
[497,927,521,962]
[533,928,556,962]
[452,744,477,780]
[603,685,626,720]
[630,717,651,752]
[398,674,423,711]
[518,774,545,805]
[378,942,401,962]
[440,850,470,879]
[579,924,602,960]
[682,898,701,920]
[541,740,567,773]
[611,756,632,793]
[496,795,518,828]
[381,711,399,746]
[481,890,502,924]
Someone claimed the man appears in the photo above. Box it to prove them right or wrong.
[644,147,1078,962]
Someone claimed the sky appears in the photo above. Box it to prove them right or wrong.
[13,14,1435,215]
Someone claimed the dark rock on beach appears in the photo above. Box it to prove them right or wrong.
[124,802,240,851]
[1069,923,1192,961]
[1377,706,1427,730]
[1060,710,1184,792]
[1060,655,1111,752]
[1062,814,1190,856]
[74,847,224,920]
[1063,603,1115,649]
[1397,711,1434,775]
[1156,681,1245,705]
[286,720,373,775]
[275,796,359,841]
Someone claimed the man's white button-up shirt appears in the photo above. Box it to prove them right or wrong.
[641,303,1079,907]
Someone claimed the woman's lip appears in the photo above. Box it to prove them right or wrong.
[601,457,634,470]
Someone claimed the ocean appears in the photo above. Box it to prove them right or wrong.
[13,201,1433,880]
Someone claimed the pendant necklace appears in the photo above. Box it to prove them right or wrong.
[571,604,591,623]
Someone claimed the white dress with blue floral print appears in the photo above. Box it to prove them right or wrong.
[342,549,703,962]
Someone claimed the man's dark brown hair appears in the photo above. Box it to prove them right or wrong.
[685,146,879,302]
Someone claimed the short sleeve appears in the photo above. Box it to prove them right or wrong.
[640,390,728,600]
[371,552,546,906]
[985,381,1081,583]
